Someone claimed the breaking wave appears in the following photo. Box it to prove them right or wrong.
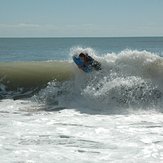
[29,48,163,113]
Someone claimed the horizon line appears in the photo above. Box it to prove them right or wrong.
[0,36,163,39]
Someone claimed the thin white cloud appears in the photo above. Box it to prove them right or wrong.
[0,23,41,28]
[0,23,162,37]
[17,23,41,28]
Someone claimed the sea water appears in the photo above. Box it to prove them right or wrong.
[0,37,163,162]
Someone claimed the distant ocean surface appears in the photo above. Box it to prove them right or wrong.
[0,37,163,62]
[1,37,163,162]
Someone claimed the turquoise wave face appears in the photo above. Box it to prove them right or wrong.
[0,61,76,99]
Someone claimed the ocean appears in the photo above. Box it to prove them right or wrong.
[0,37,163,162]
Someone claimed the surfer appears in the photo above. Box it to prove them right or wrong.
[73,52,101,72]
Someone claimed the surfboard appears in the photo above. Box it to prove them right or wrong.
[73,55,101,73]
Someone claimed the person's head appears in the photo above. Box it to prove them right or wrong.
[79,53,86,61]
[79,53,85,58]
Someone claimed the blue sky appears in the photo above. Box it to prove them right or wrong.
[0,0,163,37]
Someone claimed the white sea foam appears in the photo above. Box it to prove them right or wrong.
[0,99,163,162]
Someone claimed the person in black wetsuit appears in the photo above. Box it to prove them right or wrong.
[79,53,101,71]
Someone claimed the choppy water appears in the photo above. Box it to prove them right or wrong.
[1,37,163,162]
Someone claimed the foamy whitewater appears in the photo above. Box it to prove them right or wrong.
[1,38,163,162]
